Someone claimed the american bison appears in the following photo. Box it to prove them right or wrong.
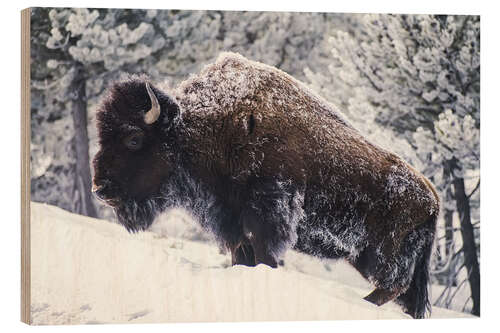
[92,52,439,319]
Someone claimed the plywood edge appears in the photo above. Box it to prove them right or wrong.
[21,7,31,325]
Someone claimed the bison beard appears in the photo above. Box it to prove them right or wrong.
[93,52,439,319]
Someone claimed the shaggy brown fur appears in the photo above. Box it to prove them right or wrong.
[93,52,439,318]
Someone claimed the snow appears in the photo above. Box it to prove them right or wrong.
[30,202,473,325]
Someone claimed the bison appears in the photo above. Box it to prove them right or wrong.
[92,52,439,319]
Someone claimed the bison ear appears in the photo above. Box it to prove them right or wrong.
[144,82,160,124]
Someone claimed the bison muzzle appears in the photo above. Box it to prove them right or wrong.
[92,52,439,319]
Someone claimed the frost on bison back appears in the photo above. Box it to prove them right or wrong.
[92,52,440,319]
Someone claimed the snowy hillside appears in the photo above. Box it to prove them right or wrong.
[30,202,473,325]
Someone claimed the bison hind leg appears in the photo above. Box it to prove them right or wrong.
[353,249,405,308]
[354,216,436,319]
[395,219,436,319]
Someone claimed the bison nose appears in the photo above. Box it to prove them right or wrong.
[91,183,100,193]
[92,185,106,200]
[92,180,111,200]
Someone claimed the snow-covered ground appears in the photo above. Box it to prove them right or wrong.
[30,202,473,325]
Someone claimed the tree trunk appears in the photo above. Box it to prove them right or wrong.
[444,208,454,257]
[441,164,457,286]
[453,176,480,316]
[443,207,458,287]
[69,62,98,218]
[442,164,454,257]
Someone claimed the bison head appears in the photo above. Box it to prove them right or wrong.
[92,75,180,232]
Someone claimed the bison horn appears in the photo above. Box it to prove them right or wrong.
[144,82,160,124]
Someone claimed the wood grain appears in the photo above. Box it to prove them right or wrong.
[21,7,31,325]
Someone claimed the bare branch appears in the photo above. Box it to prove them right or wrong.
[51,33,71,50]
[467,179,480,199]
[461,296,472,312]
[31,79,60,90]
[445,272,471,308]
[430,246,461,274]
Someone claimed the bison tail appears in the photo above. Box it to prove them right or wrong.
[396,213,437,319]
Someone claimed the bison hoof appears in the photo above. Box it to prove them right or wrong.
[364,288,399,306]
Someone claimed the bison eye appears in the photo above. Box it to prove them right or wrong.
[124,133,144,151]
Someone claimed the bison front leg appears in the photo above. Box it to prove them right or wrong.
[231,240,256,266]
[240,209,279,268]
[238,179,304,269]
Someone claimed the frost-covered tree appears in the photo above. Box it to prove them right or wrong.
[149,10,342,83]
[305,14,480,315]
[30,8,81,214]
[32,8,168,218]
[413,110,479,314]
[306,15,479,130]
